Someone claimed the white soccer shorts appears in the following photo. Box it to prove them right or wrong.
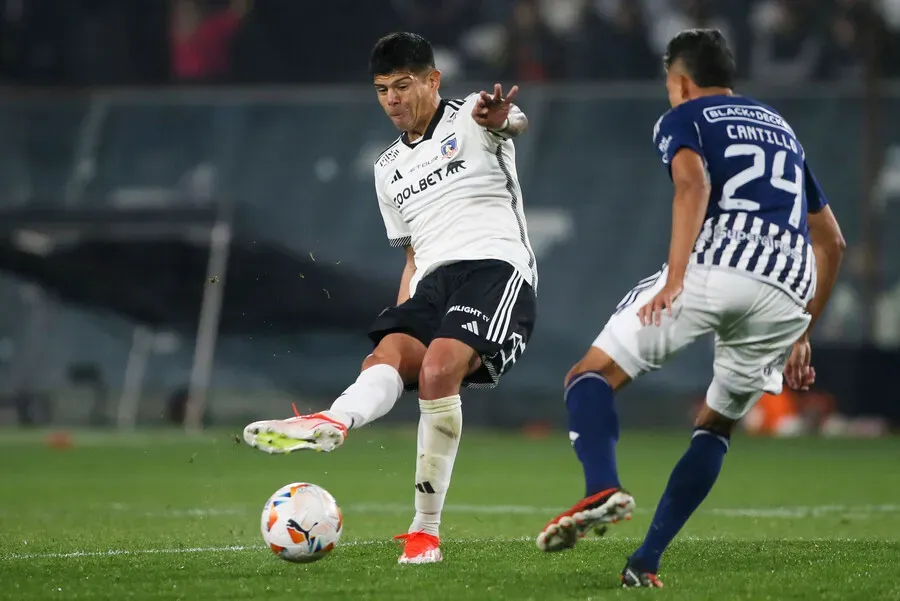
[594,264,811,419]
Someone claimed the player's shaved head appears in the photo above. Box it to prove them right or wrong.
[369,32,436,78]
[663,29,736,89]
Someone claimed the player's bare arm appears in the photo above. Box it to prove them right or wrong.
[638,148,710,327]
[784,205,846,390]
[397,245,416,305]
[472,84,528,137]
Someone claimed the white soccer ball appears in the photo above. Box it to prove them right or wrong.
[260,482,343,563]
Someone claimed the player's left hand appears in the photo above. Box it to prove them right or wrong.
[784,337,815,391]
[472,83,519,130]
[637,282,683,327]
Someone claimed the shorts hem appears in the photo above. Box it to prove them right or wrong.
[367,325,430,349]
[592,328,650,380]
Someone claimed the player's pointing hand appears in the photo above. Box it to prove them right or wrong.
[637,282,683,327]
[472,83,519,130]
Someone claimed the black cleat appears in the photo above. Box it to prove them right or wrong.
[621,561,664,588]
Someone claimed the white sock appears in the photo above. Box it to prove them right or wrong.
[409,395,462,538]
[326,364,404,430]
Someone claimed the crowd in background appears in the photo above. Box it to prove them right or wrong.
[0,0,896,85]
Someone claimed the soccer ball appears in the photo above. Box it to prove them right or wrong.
[260,482,343,563]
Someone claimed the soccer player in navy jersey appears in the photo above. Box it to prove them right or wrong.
[535,29,846,587]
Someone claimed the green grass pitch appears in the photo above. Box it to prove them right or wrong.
[1,427,899,600]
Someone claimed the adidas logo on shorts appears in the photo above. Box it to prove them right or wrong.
[461,321,480,336]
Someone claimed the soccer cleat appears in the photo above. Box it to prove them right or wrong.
[621,561,664,588]
[536,488,635,552]
[243,404,348,454]
[394,531,442,564]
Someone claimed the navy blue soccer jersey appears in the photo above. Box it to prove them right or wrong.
[652,95,828,304]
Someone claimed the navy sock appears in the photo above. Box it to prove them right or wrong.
[630,428,730,572]
[565,372,620,496]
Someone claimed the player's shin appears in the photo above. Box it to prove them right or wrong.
[630,428,729,572]
[409,395,462,537]
[328,364,404,429]
[565,372,621,495]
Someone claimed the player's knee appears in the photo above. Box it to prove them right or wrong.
[565,348,630,391]
[418,356,465,396]
[418,341,472,398]
[362,349,396,372]
[694,404,737,437]
[363,334,426,382]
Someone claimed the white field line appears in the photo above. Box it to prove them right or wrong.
[2,540,389,561]
[0,537,611,561]
[98,502,900,519]
[1,504,895,561]
[707,504,900,518]
[2,535,873,562]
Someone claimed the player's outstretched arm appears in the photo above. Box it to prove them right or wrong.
[471,84,528,137]
[638,148,710,326]
[397,245,416,305]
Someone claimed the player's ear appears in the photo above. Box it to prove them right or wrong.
[679,73,693,103]
[429,68,441,91]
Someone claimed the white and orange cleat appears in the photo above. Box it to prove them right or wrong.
[536,488,635,553]
[394,531,442,564]
[243,404,348,454]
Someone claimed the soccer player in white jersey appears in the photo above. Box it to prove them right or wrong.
[243,32,537,564]
[535,29,846,587]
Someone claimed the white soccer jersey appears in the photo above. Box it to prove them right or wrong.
[373,94,537,295]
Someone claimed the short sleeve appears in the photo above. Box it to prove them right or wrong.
[375,182,411,248]
[652,109,703,168]
[804,161,829,213]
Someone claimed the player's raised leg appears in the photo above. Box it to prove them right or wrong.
[536,347,636,552]
[538,265,713,553]
[394,337,472,565]
[243,332,424,453]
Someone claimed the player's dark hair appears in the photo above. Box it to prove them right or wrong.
[369,32,436,78]
[663,29,736,89]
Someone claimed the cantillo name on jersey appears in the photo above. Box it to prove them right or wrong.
[373,95,537,293]
[653,95,830,305]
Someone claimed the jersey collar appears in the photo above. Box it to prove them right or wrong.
[401,100,447,148]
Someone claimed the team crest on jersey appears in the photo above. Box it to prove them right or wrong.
[441,137,458,159]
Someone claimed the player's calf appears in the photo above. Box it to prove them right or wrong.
[626,419,732,577]
[551,353,632,554]
[403,340,469,544]
[536,488,635,552]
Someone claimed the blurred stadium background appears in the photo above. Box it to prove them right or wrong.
[0,0,897,438]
